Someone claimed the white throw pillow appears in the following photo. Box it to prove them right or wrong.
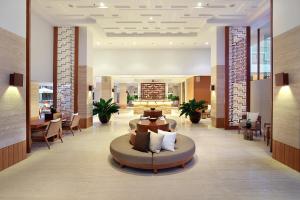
[158,129,177,152]
[149,130,165,153]
[247,112,259,122]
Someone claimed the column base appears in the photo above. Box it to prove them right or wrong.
[80,117,93,129]
[211,117,224,128]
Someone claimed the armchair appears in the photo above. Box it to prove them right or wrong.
[238,112,261,136]
[31,118,63,149]
[62,113,81,136]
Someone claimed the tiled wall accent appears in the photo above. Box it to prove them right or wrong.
[273,25,300,149]
[141,83,165,100]
[226,27,250,127]
[78,65,93,128]
[30,81,40,118]
[56,27,75,116]
[0,28,26,149]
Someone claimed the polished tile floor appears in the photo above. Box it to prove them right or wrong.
[1,110,300,200]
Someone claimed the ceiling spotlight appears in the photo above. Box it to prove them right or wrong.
[194,2,207,8]
[96,41,101,46]
[149,16,154,21]
[169,41,173,45]
[205,42,209,45]
[97,2,108,8]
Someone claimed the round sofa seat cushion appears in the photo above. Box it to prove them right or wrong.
[152,134,195,165]
[110,134,152,165]
[129,119,177,130]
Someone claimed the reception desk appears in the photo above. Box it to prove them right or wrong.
[132,100,173,115]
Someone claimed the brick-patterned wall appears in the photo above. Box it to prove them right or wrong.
[141,83,165,100]
[226,27,250,128]
[56,27,75,116]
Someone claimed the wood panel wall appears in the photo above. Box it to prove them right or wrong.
[0,141,27,171]
[273,140,300,172]
[194,76,211,104]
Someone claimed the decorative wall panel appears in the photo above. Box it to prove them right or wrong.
[141,83,165,100]
[225,27,250,128]
[55,27,76,116]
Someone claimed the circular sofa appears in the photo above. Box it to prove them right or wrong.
[110,134,195,173]
[129,119,177,131]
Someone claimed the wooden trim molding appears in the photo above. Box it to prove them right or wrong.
[53,27,58,108]
[74,27,79,113]
[26,0,31,153]
[224,27,230,129]
[273,140,300,172]
[0,141,27,171]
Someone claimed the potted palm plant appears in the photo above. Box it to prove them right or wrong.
[93,98,120,124]
[179,99,207,123]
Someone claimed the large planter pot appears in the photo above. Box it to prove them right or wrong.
[99,114,111,124]
[189,112,201,124]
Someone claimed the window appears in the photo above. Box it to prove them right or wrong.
[250,22,271,81]
[259,23,271,79]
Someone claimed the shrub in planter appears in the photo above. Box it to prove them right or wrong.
[179,99,207,124]
[93,98,120,124]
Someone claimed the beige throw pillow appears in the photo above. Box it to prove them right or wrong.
[149,130,165,153]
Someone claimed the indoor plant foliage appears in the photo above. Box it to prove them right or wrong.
[93,98,120,124]
[179,99,207,123]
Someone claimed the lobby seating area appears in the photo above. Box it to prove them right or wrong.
[1,0,300,199]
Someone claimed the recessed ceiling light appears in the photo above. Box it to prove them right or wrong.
[149,16,153,21]
[97,2,108,8]
[96,41,101,46]
[169,41,173,45]
[194,2,206,8]
[205,42,209,45]
[133,41,136,45]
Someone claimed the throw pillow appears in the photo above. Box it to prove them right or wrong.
[149,130,165,153]
[158,129,177,152]
[247,112,259,122]
[133,131,150,152]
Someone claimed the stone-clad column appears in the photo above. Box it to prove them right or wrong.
[210,27,225,128]
[119,83,127,108]
[77,27,93,128]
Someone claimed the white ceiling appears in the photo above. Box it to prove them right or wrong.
[32,0,269,49]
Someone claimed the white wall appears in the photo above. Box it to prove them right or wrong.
[93,48,211,76]
[274,0,300,36]
[31,12,53,82]
[0,0,26,37]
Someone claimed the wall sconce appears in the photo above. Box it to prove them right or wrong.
[211,85,215,91]
[275,73,289,86]
[88,85,94,91]
[10,73,23,87]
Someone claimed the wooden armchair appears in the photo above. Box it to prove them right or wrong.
[31,118,63,149]
[238,113,261,136]
[62,113,81,136]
